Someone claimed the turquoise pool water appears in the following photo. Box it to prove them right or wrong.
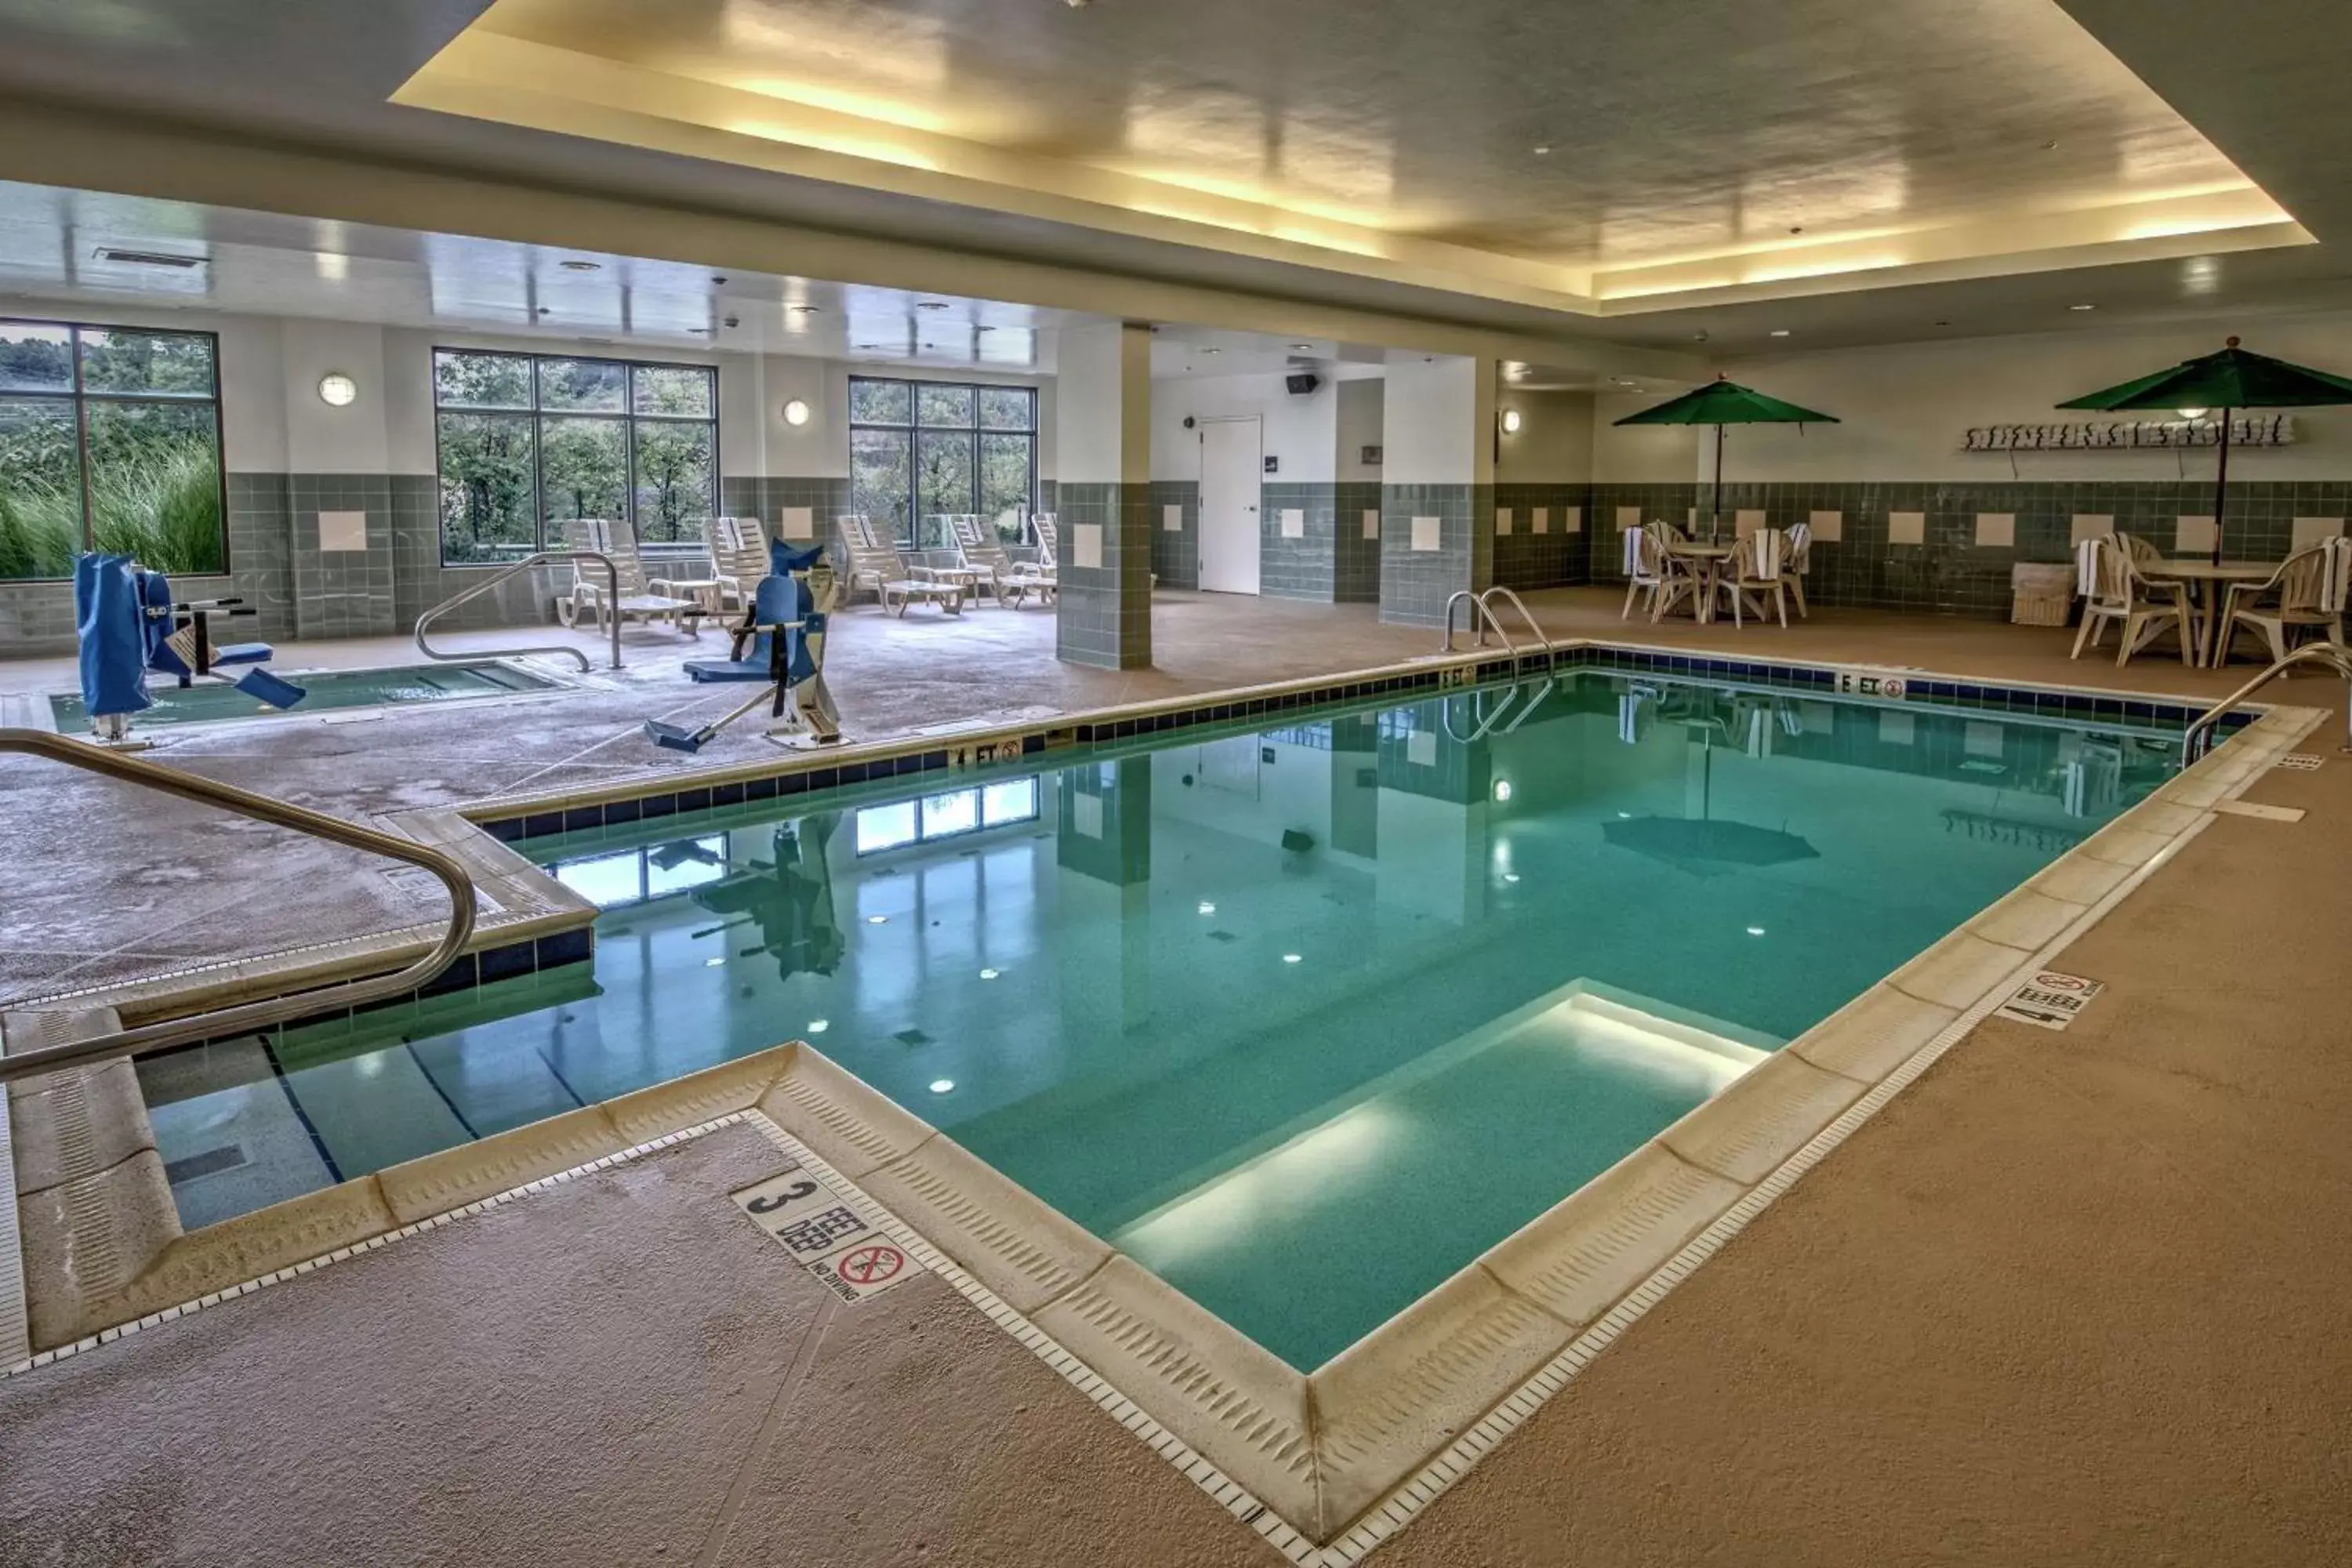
[139,667,2183,1367]
[49,660,554,730]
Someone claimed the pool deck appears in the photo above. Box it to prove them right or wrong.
[4,744,2348,1563]
[0,587,2306,1007]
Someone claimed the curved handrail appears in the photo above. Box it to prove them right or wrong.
[2180,640,2352,764]
[1439,684,1524,746]
[0,730,478,1087]
[415,550,621,672]
[1479,586,1555,655]
[1440,590,1515,655]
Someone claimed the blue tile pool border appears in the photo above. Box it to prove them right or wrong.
[462,642,2259,847]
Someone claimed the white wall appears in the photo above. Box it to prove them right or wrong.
[1592,389,1700,483]
[1494,388,1595,484]
[1381,354,1492,485]
[1337,377,1385,482]
[1058,321,1148,485]
[1151,370,1340,483]
[1649,308,2352,485]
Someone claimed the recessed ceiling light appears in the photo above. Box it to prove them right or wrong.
[978,967,1000,980]
[2070,303,2097,311]
[1290,343,1315,351]
[1282,953,1303,964]
[916,300,951,310]
[711,274,728,285]
[807,1018,829,1033]
[1197,901,1216,915]
[1533,144,1552,156]
[929,1079,956,1094]
[1746,925,1767,936]
[1769,329,1791,337]
[789,303,822,314]
[558,259,601,272]
[866,913,888,924]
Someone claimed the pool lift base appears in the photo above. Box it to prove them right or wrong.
[644,545,840,756]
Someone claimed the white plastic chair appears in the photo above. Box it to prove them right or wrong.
[1621,523,1693,622]
[1781,521,1813,619]
[2215,543,2347,665]
[2071,536,2194,666]
[1714,528,1791,628]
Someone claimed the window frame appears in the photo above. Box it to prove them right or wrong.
[847,374,1037,548]
[0,317,228,581]
[430,347,720,566]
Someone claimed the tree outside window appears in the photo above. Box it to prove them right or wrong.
[848,376,1035,550]
[433,349,717,564]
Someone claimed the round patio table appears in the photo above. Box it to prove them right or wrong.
[1665,541,1736,622]
[2149,558,2274,666]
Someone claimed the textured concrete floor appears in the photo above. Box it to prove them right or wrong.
[5,589,2318,1007]
[3,755,2349,1563]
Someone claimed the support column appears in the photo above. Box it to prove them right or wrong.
[1378,353,1496,627]
[1054,321,1153,669]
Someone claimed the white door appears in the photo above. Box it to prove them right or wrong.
[1197,417,1261,595]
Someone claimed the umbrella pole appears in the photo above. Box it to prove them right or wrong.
[1711,423,1725,543]
[2210,408,2232,567]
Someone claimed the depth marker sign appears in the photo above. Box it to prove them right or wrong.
[732,1166,921,1303]
[1996,970,2107,1032]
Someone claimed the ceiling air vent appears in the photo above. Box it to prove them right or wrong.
[93,247,209,269]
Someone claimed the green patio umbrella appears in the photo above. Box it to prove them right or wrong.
[1613,375,1838,542]
[2058,336,2352,565]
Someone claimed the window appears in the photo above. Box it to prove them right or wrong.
[0,319,225,581]
[848,376,1036,550]
[854,778,1040,855]
[433,349,717,564]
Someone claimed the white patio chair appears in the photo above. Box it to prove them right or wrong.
[561,520,702,637]
[1621,521,1693,622]
[2071,535,2194,666]
[1780,521,1813,619]
[2215,543,2347,665]
[1713,527,1792,628]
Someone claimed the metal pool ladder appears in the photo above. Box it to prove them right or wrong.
[2180,640,2352,764]
[414,550,622,673]
[1440,586,1558,657]
[0,729,477,1087]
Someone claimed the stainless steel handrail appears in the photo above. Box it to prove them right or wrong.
[2180,640,2352,764]
[414,550,621,672]
[0,730,477,1087]
[1439,684,1525,746]
[1478,586,1555,655]
[1440,590,1515,655]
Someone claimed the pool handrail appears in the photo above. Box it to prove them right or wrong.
[1478,586,1558,655]
[2180,640,2352,764]
[414,550,622,672]
[1441,590,1515,655]
[0,729,477,1087]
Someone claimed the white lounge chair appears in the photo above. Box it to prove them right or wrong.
[837,514,964,616]
[556,519,701,637]
[700,516,770,615]
[2072,535,2194,666]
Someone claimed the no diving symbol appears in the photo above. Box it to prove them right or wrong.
[835,1244,905,1287]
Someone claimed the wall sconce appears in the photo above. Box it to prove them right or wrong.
[318,372,358,408]
[782,398,812,427]
[1500,408,1523,435]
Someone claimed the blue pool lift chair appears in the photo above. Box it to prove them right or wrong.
[73,554,306,739]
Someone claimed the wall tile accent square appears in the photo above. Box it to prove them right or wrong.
[1975,512,2016,548]
[779,506,815,540]
[1362,510,1380,539]
[2292,516,2344,547]
[1563,506,1583,534]
[318,510,368,551]
[1073,522,1104,568]
[1163,504,1183,532]
[1888,511,1926,546]
[1495,507,1513,535]
[1734,509,1765,539]
[1616,506,1641,530]
[1410,516,1441,552]
[2176,514,2217,553]
[1279,508,1305,539]
[2070,513,2114,545]
[1808,509,1842,542]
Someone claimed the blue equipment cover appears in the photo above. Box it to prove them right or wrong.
[74,554,152,718]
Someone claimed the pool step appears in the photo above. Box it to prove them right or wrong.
[2,1007,182,1354]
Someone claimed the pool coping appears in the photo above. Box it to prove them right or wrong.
[0,643,2318,1554]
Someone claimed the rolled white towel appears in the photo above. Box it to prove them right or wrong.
[2323,536,2352,614]
[2075,536,2102,597]
[1622,524,1645,576]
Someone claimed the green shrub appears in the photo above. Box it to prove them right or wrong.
[0,481,80,579]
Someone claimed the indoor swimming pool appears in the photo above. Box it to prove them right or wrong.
[49,659,556,730]
[137,665,2190,1369]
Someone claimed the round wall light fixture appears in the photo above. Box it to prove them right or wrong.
[318,372,358,408]
[782,398,812,427]
[1500,408,1523,434]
